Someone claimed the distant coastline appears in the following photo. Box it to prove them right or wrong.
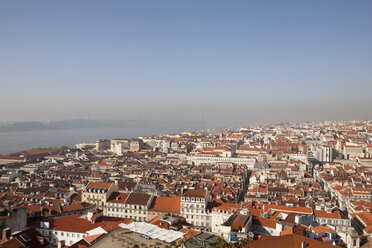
[0,119,131,133]
[0,120,203,155]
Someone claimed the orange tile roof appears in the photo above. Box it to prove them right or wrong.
[253,217,277,229]
[314,208,347,219]
[29,214,132,233]
[263,204,312,214]
[106,192,129,203]
[351,212,372,233]
[212,203,240,213]
[245,234,336,248]
[179,228,199,240]
[311,225,336,235]
[280,225,305,236]
[86,182,113,190]
[84,233,105,244]
[148,196,181,213]
[182,189,207,198]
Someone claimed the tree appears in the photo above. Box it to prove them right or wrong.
[293,146,299,153]
[186,144,194,153]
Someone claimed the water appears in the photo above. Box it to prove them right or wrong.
[0,123,201,155]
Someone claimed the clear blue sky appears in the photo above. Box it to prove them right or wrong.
[1,0,371,125]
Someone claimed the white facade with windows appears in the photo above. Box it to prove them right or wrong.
[180,194,211,229]
[186,155,255,168]
[36,222,87,246]
[105,193,154,222]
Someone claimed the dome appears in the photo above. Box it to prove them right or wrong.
[348,229,359,238]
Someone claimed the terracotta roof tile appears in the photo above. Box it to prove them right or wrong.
[125,192,152,206]
[148,196,181,213]
[86,182,113,190]
[28,214,132,233]
[246,234,336,248]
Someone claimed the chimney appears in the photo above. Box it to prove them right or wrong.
[2,228,11,241]
[57,240,65,248]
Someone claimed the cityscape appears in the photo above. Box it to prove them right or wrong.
[0,120,372,247]
[1,1,372,248]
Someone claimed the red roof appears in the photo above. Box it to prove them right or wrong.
[246,234,336,248]
[86,182,113,190]
[148,196,181,213]
[182,189,207,198]
[29,214,132,233]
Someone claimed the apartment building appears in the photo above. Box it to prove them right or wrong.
[105,192,153,222]
[81,182,118,212]
[181,189,211,230]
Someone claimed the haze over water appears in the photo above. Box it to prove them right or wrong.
[0,123,202,155]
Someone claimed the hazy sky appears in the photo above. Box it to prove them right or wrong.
[1,0,371,125]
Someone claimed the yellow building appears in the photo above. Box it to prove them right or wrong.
[81,182,118,213]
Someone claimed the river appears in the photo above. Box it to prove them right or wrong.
[0,123,202,154]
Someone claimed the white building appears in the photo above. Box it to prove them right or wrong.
[30,210,132,246]
[181,189,211,230]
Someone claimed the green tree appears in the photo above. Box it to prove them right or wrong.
[186,144,194,153]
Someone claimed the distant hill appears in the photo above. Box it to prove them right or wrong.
[0,119,203,133]
[0,119,121,132]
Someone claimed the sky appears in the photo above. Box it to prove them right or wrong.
[1,0,371,126]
